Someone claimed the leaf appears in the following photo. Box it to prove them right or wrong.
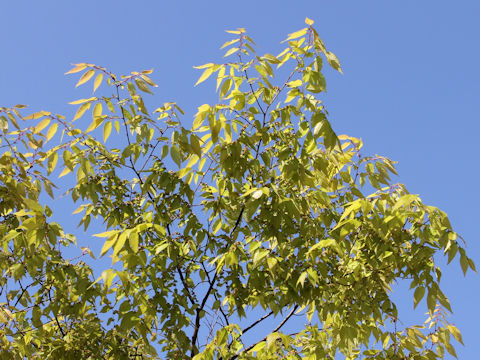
[24,111,50,120]
[190,134,201,157]
[219,78,232,99]
[283,28,307,42]
[447,325,464,345]
[195,67,214,86]
[76,69,95,87]
[413,286,425,309]
[73,102,91,121]
[171,145,182,167]
[69,97,96,105]
[296,271,307,287]
[220,38,239,49]
[47,151,58,175]
[112,232,128,257]
[224,47,238,57]
[58,167,72,178]
[325,51,343,73]
[65,63,87,74]
[129,231,139,253]
[34,118,50,134]
[94,230,119,238]
[93,102,103,119]
[46,123,58,141]
[103,121,112,142]
[252,189,263,199]
[93,73,103,92]
[305,17,314,25]
[135,78,153,94]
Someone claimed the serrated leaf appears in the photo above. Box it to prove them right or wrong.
[76,69,95,87]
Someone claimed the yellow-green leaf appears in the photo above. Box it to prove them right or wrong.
[93,73,103,92]
[73,102,91,121]
[93,102,103,119]
[325,51,343,73]
[190,134,202,157]
[34,118,50,134]
[447,325,464,345]
[46,123,58,141]
[224,47,238,57]
[284,28,307,42]
[305,17,314,25]
[103,121,112,142]
[195,67,214,86]
[135,78,153,94]
[413,286,425,309]
[76,69,95,87]
[69,97,96,105]
[58,167,72,178]
[220,38,239,49]
[24,111,50,120]
[65,63,88,74]
[47,151,58,175]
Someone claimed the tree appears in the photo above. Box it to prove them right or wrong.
[0,18,474,359]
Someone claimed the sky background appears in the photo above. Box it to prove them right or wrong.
[1,1,478,358]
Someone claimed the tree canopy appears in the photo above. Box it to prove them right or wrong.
[0,18,475,359]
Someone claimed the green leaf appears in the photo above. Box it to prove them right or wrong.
[413,286,425,309]
[171,145,182,166]
[190,134,202,157]
[447,325,464,345]
[135,78,153,94]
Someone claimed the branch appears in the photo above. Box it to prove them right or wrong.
[241,311,273,335]
[231,305,299,360]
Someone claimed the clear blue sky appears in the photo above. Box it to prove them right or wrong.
[1,1,478,358]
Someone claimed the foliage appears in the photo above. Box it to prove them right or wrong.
[0,18,475,359]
